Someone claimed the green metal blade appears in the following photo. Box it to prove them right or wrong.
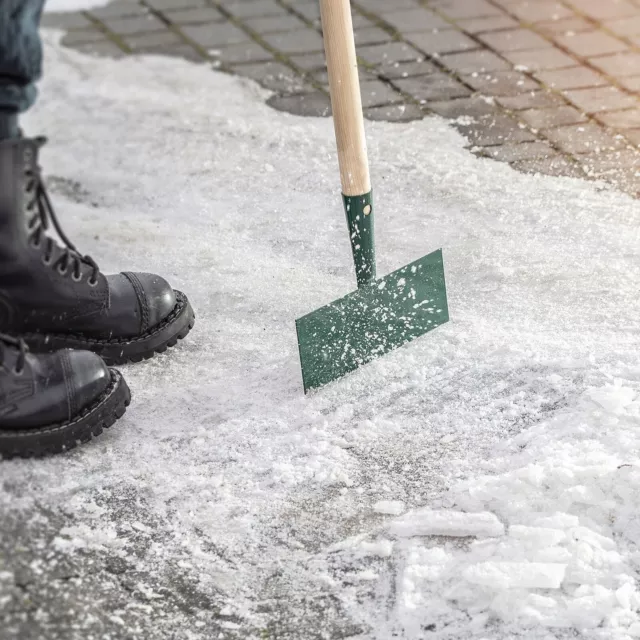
[296,249,448,392]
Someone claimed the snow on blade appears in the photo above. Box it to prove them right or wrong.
[1,32,639,640]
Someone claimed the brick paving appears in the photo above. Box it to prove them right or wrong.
[44,0,640,197]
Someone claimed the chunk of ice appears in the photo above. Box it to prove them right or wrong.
[509,525,566,547]
[389,509,504,538]
[463,561,567,589]
[373,500,406,516]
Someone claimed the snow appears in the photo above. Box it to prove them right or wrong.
[1,32,640,639]
[45,0,121,11]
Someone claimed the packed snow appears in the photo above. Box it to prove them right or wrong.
[45,0,121,12]
[1,32,639,639]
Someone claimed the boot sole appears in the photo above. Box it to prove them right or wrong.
[0,369,131,459]
[21,290,195,366]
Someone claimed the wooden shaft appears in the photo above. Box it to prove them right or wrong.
[320,0,371,196]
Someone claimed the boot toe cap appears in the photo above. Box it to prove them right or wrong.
[66,350,111,415]
[124,272,177,330]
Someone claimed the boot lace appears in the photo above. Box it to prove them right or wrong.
[25,139,100,285]
[0,333,27,375]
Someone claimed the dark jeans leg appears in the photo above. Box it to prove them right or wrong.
[0,0,45,115]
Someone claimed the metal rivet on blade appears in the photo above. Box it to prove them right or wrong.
[363,205,372,215]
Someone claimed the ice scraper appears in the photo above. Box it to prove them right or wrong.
[295,0,449,392]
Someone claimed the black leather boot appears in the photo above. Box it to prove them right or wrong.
[0,334,130,458]
[0,137,195,364]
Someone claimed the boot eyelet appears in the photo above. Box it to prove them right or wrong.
[42,254,52,266]
[72,272,82,283]
[13,366,24,376]
[57,264,68,276]
[88,278,98,287]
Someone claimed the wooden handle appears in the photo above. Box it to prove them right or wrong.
[320,0,371,196]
